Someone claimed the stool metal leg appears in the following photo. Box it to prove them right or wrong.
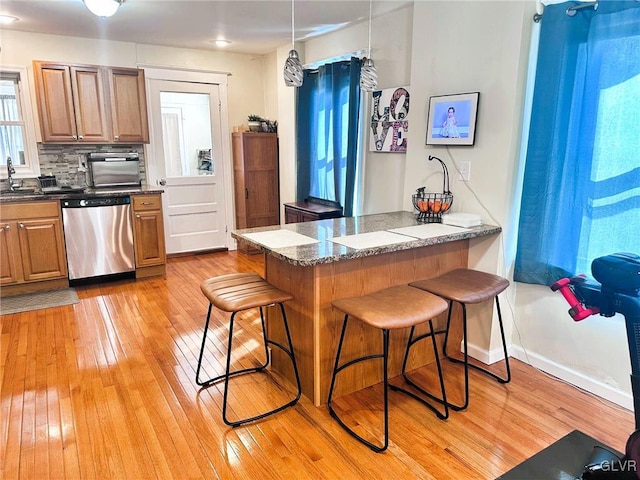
[198,302,301,427]
[327,315,390,453]
[391,319,449,420]
[196,305,269,388]
[195,303,215,386]
[442,296,511,411]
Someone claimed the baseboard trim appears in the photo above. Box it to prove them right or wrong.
[464,341,513,365]
[509,345,633,411]
[463,339,634,411]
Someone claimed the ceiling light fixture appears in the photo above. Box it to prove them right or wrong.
[214,39,231,47]
[283,0,303,87]
[360,0,378,92]
[0,15,19,24]
[83,0,124,18]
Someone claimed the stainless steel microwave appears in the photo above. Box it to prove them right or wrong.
[87,152,141,188]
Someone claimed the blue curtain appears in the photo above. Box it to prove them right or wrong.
[296,58,361,217]
[514,1,640,285]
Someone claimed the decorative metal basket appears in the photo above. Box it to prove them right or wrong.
[412,156,454,223]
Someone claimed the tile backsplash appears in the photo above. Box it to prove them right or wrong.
[2,144,147,191]
[37,144,147,187]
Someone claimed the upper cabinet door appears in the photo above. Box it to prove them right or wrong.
[108,68,150,143]
[33,61,110,143]
[70,65,110,143]
[33,62,77,142]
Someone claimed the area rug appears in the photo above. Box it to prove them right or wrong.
[0,288,79,315]
[496,430,623,480]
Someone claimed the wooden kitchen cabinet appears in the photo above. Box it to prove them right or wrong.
[232,132,280,254]
[131,194,166,277]
[0,201,68,294]
[33,61,110,143]
[108,67,149,143]
[33,61,149,144]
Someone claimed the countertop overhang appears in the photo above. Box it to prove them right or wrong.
[233,211,502,267]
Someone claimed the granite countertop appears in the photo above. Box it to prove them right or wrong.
[0,186,163,203]
[232,210,502,267]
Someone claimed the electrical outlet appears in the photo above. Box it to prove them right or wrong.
[459,161,471,181]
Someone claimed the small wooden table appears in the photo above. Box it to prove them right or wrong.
[233,211,501,406]
[283,200,343,224]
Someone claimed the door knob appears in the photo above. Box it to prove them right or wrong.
[159,179,166,186]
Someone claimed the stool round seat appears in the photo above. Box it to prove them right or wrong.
[409,268,509,304]
[201,273,293,312]
[332,285,449,330]
[328,285,450,453]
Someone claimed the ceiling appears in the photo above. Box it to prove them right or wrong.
[0,0,412,56]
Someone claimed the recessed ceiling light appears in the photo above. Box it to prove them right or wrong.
[214,39,231,47]
[0,15,19,24]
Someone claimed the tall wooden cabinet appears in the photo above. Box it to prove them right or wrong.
[231,132,280,253]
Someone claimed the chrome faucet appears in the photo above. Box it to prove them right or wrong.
[6,156,17,191]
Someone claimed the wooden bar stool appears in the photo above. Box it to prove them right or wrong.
[409,268,511,411]
[327,285,450,452]
[195,273,301,427]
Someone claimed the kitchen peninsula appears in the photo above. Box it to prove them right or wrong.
[232,211,501,406]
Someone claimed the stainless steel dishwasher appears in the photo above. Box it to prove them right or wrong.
[61,196,135,281]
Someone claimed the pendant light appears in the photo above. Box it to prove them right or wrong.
[283,0,303,87]
[360,0,378,92]
[84,0,124,18]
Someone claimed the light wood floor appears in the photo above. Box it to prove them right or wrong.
[1,251,633,479]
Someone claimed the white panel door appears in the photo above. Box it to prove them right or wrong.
[147,79,227,253]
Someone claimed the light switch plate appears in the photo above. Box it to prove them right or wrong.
[459,161,471,181]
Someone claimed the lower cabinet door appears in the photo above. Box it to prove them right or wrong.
[0,222,21,285]
[133,210,166,267]
[17,218,68,282]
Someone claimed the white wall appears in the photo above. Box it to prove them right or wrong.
[405,1,529,358]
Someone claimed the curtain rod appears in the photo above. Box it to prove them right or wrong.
[533,1,598,23]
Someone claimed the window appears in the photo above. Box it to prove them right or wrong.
[295,58,362,217]
[0,66,39,177]
[514,3,640,285]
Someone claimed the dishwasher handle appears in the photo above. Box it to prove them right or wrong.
[61,196,131,208]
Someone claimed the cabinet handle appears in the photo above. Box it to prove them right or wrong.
[114,135,120,140]
[245,188,249,199]
[141,202,154,206]
[4,224,9,230]
[18,223,24,229]
[78,135,84,140]
[136,214,141,218]
[72,135,77,141]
